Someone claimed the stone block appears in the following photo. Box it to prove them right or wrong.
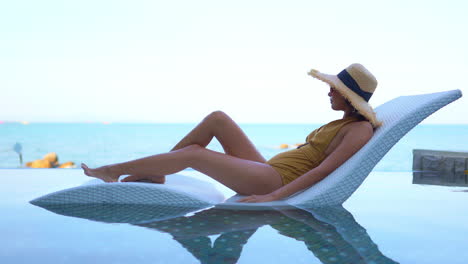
[413,149,468,172]
[413,149,468,187]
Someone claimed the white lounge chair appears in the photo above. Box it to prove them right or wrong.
[31,89,462,210]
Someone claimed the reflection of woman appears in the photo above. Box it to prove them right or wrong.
[140,209,270,264]
[34,202,398,263]
[137,207,398,264]
[81,64,380,203]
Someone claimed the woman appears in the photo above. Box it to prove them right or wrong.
[82,63,381,203]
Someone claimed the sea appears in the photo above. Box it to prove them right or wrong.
[1,122,467,170]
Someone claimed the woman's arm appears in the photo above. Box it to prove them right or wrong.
[238,122,373,203]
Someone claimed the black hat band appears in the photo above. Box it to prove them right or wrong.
[337,70,373,102]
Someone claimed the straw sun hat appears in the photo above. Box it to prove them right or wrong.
[308,63,382,128]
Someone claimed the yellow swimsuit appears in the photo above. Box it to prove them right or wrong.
[266,116,360,185]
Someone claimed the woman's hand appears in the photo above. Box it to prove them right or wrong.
[237,193,279,203]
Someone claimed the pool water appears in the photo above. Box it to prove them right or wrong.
[1,169,467,264]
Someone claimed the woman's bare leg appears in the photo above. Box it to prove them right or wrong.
[82,144,282,195]
[125,111,266,182]
[171,111,266,162]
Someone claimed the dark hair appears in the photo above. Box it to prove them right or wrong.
[345,99,369,122]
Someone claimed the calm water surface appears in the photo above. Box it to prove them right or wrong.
[1,169,467,264]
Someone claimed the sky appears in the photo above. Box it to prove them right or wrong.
[0,0,467,124]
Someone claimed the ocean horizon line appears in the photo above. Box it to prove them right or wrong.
[1,121,468,126]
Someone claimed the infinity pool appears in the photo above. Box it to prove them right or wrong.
[1,169,467,264]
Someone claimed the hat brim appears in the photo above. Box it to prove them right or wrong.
[308,69,382,128]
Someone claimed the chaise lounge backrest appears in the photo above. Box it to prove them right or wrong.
[286,89,462,207]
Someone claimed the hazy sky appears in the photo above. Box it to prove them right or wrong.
[0,0,466,124]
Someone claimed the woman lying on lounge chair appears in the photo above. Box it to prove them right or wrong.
[81,63,380,203]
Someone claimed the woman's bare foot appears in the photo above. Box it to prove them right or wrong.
[121,174,166,184]
[81,163,121,183]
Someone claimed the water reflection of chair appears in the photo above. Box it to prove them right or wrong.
[294,207,399,264]
[33,202,399,264]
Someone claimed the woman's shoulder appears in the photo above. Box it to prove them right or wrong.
[345,120,374,138]
[353,119,373,129]
[322,117,373,137]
